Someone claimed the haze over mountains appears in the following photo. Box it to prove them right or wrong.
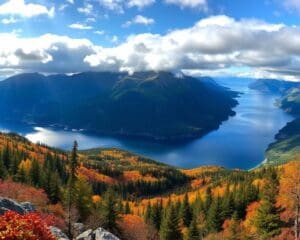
[0,71,238,141]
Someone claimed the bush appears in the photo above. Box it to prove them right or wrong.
[0,211,56,240]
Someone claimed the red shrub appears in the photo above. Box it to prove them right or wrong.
[0,211,56,240]
[0,179,48,210]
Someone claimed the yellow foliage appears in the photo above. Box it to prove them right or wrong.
[18,159,32,174]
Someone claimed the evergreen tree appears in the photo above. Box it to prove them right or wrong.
[101,188,122,237]
[0,157,7,179]
[2,144,10,170]
[206,196,223,233]
[181,193,192,227]
[124,201,131,214]
[160,205,182,240]
[66,141,79,238]
[254,172,282,239]
[151,200,163,230]
[187,217,200,240]
[49,171,61,204]
[75,176,93,221]
[30,159,42,187]
[144,202,152,223]
[204,187,213,213]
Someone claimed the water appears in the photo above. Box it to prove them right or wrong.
[0,78,294,169]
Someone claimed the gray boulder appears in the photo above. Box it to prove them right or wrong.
[76,229,93,240]
[94,228,119,240]
[20,202,36,213]
[76,228,119,240]
[0,197,26,214]
[49,226,69,240]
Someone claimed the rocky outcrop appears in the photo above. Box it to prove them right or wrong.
[20,202,36,213]
[0,197,27,214]
[50,226,69,240]
[76,228,119,240]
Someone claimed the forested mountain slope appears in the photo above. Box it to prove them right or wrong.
[0,71,238,140]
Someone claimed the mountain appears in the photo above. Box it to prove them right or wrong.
[249,78,300,94]
[0,71,238,141]
[250,78,300,165]
[276,88,300,115]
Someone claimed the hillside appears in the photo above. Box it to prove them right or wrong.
[250,78,300,166]
[0,71,238,141]
[249,78,300,94]
[0,131,299,239]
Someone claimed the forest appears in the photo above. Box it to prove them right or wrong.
[0,131,299,240]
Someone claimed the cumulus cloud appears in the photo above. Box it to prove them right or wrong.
[164,0,208,10]
[69,23,93,30]
[0,0,54,18]
[3,15,300,81]
[127,0,155,9]
[77,3,94,16]
[123,15,155,27]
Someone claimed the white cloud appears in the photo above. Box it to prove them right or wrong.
[0,0,55,18]
[77,3,94,15]
[127,0,155,9]
[123,15,155,27]
[164,0,208,10]
[69,23,93,30]
[66,0,74,4]
[97,0,124,13]
[94,30,105,35]
[3,15,300,81]
[1,16,18,24]
[283,0,300,12]
[111,35,119,43]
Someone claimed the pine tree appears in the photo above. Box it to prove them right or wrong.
[101,188,122,237]
[204,187,213,213]
[124,201,131,214]
[67,141,79,238]
[75,176,93,221]
[0,156,7,179]
[160,205,182,240]
[254,172,282,239]
[187,217,200,240]
[2,144,10,170]
[30,159,41,187]
[181,193,192,227]
[151,200,163,230]
[206,196,223,233]
[49,171,61,204]
[222,185,234,220]
[144,202,152,223]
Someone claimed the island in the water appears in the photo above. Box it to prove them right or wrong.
[0,71,238,141]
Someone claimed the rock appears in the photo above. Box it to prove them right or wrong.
[75,228,119,240]
[0,197,26,214]
[76,229,93,240]
[94,228,119,240]
[20,202,36,213]
[49,226,69,240]
[74,222,85,235]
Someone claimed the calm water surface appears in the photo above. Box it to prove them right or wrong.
[0,78,294,169]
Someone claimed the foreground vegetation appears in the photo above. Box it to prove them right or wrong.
[0,131,299,239]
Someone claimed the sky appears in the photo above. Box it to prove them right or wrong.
[1,0,300,80]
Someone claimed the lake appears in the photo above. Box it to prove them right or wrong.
[0,78,294,169]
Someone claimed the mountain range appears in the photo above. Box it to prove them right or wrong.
[0,71,238,141]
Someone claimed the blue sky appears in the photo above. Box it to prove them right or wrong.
[1,0,300,80]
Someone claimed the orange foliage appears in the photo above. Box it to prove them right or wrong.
[242,201,260,235]
[78,166,116,184]
[92,195,101,204]
[120,214,148,240]
[0,179,48,210]
[122,170,158,183]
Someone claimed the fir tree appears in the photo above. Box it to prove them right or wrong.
[101,188,122,237]
[206,195,223,233]
[187,217,200,240]
[181,193,192,227]
[160,205,182,240]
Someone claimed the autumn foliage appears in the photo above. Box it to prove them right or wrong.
[0,211,55,240]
